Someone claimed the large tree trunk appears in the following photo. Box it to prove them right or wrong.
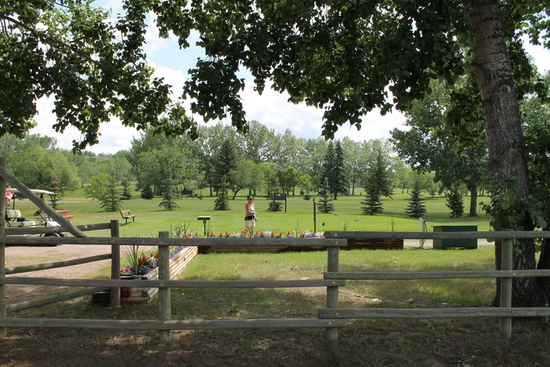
[467,186,478,217]
[470,0,544,307]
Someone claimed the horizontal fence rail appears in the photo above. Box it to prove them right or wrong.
[318,307,550,319]
[1,278,345,288]
[1,236,346,247]
[5,222,112,236]
[4,228,550,341]
[6,254,111,275]
[324,269,550,280]
[326,230,550,240]
[0,317,347,330]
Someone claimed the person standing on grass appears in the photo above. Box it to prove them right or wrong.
[244,195,257,237]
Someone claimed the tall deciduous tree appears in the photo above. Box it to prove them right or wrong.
[8,146,81,196]
[6,0,550,306]
[390,79,489,217]
[0,0,193,151]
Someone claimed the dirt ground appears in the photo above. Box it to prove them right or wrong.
[4,243,115,305]
[3,240,485,304]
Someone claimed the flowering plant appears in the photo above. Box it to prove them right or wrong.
[206,230,325,238]
[120,247,157,275]
[121,245,188,275]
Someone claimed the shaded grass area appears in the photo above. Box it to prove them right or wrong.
[4,247,550,366]
[2,317,549,367]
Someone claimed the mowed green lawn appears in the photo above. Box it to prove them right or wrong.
[10,190,492,237]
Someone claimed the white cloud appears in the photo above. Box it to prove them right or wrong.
[32,95,140,154]
[240,80,407,141]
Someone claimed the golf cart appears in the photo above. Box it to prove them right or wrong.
[4,187,66,237]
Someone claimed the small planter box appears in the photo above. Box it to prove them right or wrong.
[92,246,198,304]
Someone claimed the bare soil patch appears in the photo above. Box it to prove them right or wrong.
[4,244,113,305]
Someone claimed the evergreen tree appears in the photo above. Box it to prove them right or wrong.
[317,177,334,213]
[214,179,230,210]
[158,174,179,210]
[361,181,383,215]
[405,182,427,218]
[332,141,349,199]
[49,174,60,210]
[100,178,122,212]
[120,180,133,200]
[141,185,154,200]
[267,177,283,212]
[445,186,464,218]
[361,151,393,215]
[320,141,335,194]
[212,139,239,194]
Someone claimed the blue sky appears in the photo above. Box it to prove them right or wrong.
[30,2,550,154]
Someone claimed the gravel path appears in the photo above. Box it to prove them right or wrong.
[4,244,115,305]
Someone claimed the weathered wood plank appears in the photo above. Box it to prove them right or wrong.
[324,269,550,280]
[0,317,347,330]
[6,222,112,236]
[0,236,345,247]
[318,307,550,319]
[326,230,550,240]
[6,287,108,312]
[6,254,111,275]
[1,277,345,288]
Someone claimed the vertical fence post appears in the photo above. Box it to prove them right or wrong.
[0,157,7,339]
[158,231,171,342]
[500,232,513,339]
[326,245,340,341]
[110,220,121,307]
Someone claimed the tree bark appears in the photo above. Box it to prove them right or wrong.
[468,186,478,217]
[470,0,543,307]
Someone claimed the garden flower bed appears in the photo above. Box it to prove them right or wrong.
[92,245,198,304]
[195,230,403,253]
[121,245,198,303]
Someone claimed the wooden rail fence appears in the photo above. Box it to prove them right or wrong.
[2,158,550,341]
[2,227,550,341]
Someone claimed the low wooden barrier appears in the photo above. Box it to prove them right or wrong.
[3,228,550,343]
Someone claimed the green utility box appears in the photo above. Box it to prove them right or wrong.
[432,225,478,249]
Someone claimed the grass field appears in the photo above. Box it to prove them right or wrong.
[4,191,550,366]
[10,190,493,237]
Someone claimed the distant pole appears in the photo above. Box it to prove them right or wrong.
[313,199,317,232]
[419,217,425,248]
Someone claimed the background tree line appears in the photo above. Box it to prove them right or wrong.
[5,68,548,218]
[0,120,444,207]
